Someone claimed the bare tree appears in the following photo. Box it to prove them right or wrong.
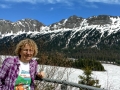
[34,51,75,90]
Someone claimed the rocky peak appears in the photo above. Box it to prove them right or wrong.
[0,19,13,34]
[49,15,84,30]
[87,15,112,25]
[16,19,44,26]
[64,15,83,28]
[0,19,45,34]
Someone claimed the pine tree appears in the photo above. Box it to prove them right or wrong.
[78,66,101,90]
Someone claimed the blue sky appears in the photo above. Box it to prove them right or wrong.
[0,0,120,25]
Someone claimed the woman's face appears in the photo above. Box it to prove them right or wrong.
[20,44,34,63]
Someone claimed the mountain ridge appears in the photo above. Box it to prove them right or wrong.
[0,14,120,61]
[1,15,120,35]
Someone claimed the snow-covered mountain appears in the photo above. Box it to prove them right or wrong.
[0,15,120,52]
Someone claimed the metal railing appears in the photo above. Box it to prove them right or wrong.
[37,78,107,90]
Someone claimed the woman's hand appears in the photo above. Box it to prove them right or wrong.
[37,71,45,78]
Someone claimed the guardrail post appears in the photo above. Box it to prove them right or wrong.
[61,80,67,90]
[61,84,67,90]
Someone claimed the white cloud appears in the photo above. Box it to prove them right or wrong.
[5,0,37,4]
[84,3,98,8]
[2,0,120,5]
[0,4,10,8]
[1,0,120,10]
[50,7,54,11]
[85,0,120,4]
[4,0,70,4]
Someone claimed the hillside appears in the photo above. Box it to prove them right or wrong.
[0,15,120,63]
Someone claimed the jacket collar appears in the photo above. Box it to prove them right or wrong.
[15,56,20,65]
[15,56,33,65]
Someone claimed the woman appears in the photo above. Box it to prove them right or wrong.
[0,39,45,90]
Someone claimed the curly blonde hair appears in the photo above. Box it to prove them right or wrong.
[15,38,38,57]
